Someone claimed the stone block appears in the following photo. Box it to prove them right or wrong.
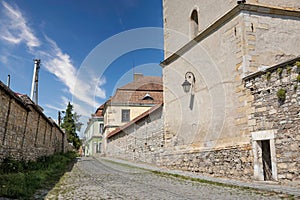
[248,119,256,126]
[278,163,288,169]
[257,107,267,112]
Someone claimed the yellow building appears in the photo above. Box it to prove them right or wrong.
[102,74,163,154]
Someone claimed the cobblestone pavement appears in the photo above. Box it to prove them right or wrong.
[45,157,288,200]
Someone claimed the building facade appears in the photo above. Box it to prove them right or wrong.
[84,105,104,156]
[160,0,300,184]
[102,74,163,154]
[106,104,164,163]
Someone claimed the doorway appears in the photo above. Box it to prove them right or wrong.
[252,130,277,181]
[261,140,272,180]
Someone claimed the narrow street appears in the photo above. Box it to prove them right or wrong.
[45,157,281,200]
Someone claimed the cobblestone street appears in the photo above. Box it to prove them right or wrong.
[45,157,285,200]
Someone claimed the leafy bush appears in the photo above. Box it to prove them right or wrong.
[286,65,292,74]
[265,71,271,81]
[296,61,300,74]
[276,88,286,104]
[277,68,283,78]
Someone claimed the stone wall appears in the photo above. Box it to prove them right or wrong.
[244,58,300,185]
[156,145,253,180]
[0,81,66,161]
[106,104,255,180]
[107,105,164,164]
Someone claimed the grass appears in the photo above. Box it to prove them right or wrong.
[150,170,295,199]
[0,151,77,200]
[103,158,295,199]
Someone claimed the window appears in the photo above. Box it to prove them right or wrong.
[99,123,104,134]
[121,109,130,122]
[142,93,154,100]
[190,9,199,38]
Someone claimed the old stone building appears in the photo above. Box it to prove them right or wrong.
[102,74,163,154]
[160,0,300,185]
[106,104,164,163]
[243,58,300,184]
[105,0,300,186]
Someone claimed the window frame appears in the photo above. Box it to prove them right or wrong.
[190,9,199,38]
[121,109,130,122]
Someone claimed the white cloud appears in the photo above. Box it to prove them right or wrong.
[1,1,40,49]
[40,36,106,109]
[44,104,64,112]
[0,1,107,121]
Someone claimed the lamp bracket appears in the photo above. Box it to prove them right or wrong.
[185,71,195,83]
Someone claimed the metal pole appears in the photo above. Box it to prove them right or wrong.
[30,59,41,104]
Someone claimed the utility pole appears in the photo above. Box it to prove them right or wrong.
[30,59,41,104]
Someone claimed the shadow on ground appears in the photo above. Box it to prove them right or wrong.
[33,157,78,200]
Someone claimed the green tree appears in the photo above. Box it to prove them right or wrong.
[60,102,82,150]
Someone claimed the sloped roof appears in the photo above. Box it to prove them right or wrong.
[119,76,163,91]
[94,103,105,117]
[107,103,163,139]
[110,76,163,105]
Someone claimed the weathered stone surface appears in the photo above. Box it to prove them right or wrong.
[0,81,66,161]
[245,62,300,185]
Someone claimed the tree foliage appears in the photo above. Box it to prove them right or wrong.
[60,102,82,150]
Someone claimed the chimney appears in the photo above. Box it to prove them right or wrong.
[134,73,143,81]
[7,75,10,88]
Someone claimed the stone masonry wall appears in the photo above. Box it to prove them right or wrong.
[0,81,66,161]
[107,105,254,181]
[107,106,164,164]
[244,58,300,185]
[156,145,253,180]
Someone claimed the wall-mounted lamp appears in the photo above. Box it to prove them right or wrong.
[182,71,195,93]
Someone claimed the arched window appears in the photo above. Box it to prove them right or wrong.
[190,9,199,38]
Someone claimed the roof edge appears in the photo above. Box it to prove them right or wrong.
[107,103,163,139]
[242,56,300,81]
[160,4,300,67]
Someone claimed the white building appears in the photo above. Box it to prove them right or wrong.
[84,105,104,156]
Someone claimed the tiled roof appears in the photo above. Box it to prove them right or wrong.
[94,103,105,117]
[119,76,162,91]
[111,90,163,105]
[111,76,163,105]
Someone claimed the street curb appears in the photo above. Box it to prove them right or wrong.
[96,156,300,198]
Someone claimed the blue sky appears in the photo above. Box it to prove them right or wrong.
[0,0,163,136]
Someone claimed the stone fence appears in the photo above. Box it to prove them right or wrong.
[243,57,300,185]
[0,81,67,161]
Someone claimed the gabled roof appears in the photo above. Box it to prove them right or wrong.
[110,75,163,105]
[94,103,105,117]
[119,76,163,91]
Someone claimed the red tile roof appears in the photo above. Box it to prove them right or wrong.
[94,103,105,117]
[110,76,163,105]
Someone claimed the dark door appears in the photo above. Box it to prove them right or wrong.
[261,140,272,180]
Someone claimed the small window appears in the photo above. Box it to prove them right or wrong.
[99,123,104,134]
[121,109,130,122]
[190,9,199,38]
[142,93,154,100]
